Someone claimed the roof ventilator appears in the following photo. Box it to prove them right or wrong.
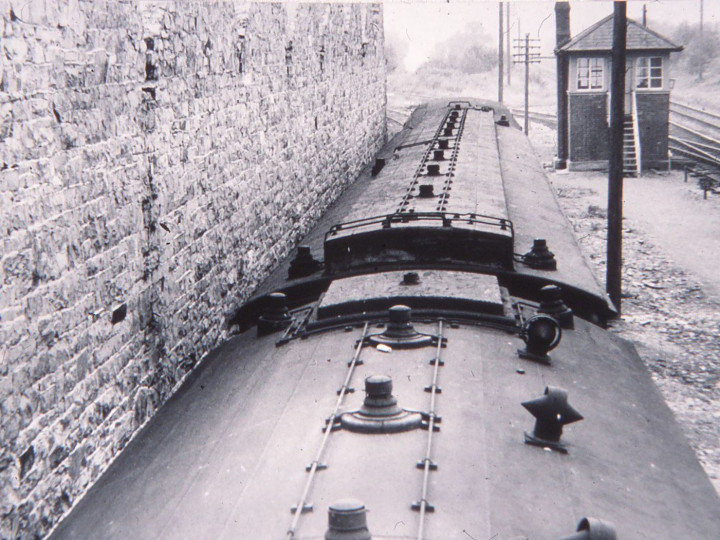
[426,164,441,176]
[401,272,420,285]
[368,305,434,348]
[522,238,557,270]
[288,245,322,279]
[433,149,445,161]
[522,386,583,453]
[340,375,423,434]
[443,126,453,137]
[419,184,435,198]
[496,114,510,127]
[518,314,561,364]
[325,499,372,540]
[257,292,292,336]
[438,138,450,149]
[538,284,574,329]
[371,157,385,176]
[559,517,617,540]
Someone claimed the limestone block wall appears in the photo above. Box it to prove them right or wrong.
[0,1,386,537]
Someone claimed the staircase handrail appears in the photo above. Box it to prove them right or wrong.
[632,91,642,175]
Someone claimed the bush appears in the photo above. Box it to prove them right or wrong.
[672,23,720,80]
[425,23,498,74]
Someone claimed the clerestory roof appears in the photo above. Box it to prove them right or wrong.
[557,15,683,53]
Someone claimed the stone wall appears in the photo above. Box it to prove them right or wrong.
[0,1,386,537]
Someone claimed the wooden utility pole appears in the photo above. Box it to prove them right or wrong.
[498,2,504,103]
[513,33,540,134]
[506,2,511,86]
[523,33,529,132]
[607,1,627,313]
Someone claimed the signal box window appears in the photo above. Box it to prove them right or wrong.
[636,57,663,89]
[577,58,604,91]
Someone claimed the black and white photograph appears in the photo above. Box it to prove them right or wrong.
[1,1,719,538]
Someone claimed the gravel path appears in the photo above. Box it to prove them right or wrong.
[529,124,720,493]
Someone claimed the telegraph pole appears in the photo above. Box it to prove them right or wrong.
[506,2,511,86]
[513,33,540,134]
[498,2,504,103]
[607,1,627,313]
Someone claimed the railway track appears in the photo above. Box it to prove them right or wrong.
[669,101,720,168]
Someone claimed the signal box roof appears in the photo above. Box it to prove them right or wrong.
[558,15,682,53]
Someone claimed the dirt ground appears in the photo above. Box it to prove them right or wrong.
[528,123,720,493]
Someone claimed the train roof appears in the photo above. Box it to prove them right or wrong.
[238,98,613,329]
[49,99,720,539]
[49,315,720,539]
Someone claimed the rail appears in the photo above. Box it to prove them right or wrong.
[325,212,514,240]
[286,322,370,538]
[414,320,444,539]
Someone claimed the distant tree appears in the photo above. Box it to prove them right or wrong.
[385,38,408,73]
[425,23,498,74]
[672,23,720,80]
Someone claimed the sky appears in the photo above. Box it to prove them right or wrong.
[384,0,718,71]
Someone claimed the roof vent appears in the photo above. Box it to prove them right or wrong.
[257,292,292,336]
[443,127,453,136]
[371,157,385,176]
[427,164,441,176]
[522,238,557,270]
[559,517,617,540]
[368,305,433,348]
[522,386,583,453]
[438,138,450,149]
[401,272,420,285]
[288,245,322,279]
[340,375,423,433]
[433,149,445,161]
[325,499,371,540]
[538,284,574,329]
[496,114,510,127]
[518,314,561,364]
[419,184,435,198]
